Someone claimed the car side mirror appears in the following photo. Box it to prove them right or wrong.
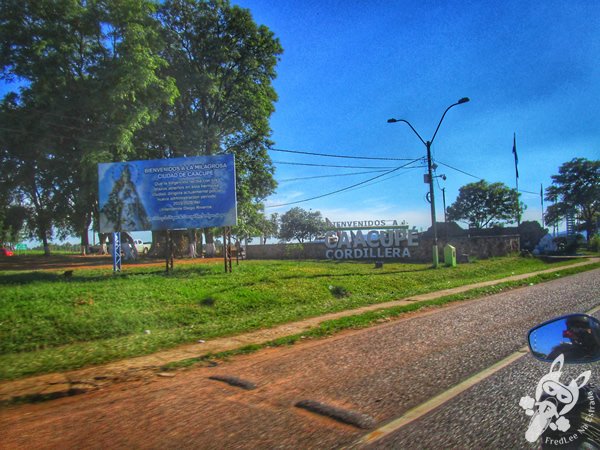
[528,314,600,364]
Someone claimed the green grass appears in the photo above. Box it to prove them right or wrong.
[160,262,600,372]
[0,256,595,380]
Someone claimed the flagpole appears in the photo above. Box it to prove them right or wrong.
[540,184,544,227]
[513,133,520,226]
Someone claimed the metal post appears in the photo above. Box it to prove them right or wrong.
[540,184,545,228]
[516,176,521,227]
[112,232,121,272]
[165,230,174,273]
[426,141,439,268]
[223,227,232,273]
[442,188,447,223]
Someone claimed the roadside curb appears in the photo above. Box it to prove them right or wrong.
[1,258,598,406]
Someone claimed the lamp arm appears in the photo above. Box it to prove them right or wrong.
[431,102,461,145]
[396,119,427,146]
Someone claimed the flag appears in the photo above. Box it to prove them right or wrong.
[512,133,519,179]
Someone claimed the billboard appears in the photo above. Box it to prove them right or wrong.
[98,155,237,232]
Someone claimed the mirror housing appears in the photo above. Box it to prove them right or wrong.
[528,314,600,364]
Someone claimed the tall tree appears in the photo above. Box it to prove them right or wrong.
[139,0,282,242]
[0,0,177,253]
[545,158,600,240]
[446,180,522,228]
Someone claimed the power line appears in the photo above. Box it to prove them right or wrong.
[270,147,419,161]
[273,160,399,169]
[436,160,483,180]
[437,159,541,196]
[266,158,423,208]
[341,166,422,195]
[278,169,391,182]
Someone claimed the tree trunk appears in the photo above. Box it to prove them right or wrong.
[188,228,197,258]
[205,228,216,257]
[150,230,167,257]
[98,232,109,254]
[198,229,204,257]
[80,233,89,255]
[41,233,50,256]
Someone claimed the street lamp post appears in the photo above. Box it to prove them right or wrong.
[388,97,469,268]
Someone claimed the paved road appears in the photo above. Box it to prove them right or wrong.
[1,269,599,449]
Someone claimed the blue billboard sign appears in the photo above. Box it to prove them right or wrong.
[98,155,237,232]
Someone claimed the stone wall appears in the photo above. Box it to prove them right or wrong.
[246,235,520,262]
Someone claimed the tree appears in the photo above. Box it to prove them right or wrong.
[0,95,64,254]
[140,0,282,246]
[278,207,325,243]
[0,0,177,253]
[446,180,522,228]
[263,213,279,245]
[545,158,600,240]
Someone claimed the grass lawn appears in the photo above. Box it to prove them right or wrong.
[0,256,594,380]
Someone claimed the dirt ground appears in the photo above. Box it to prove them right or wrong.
[0,254,225,272]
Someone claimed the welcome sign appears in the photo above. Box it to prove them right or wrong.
[323,221,419,260]
[98,155,237,232]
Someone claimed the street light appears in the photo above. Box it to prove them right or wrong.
[388,97,469,268]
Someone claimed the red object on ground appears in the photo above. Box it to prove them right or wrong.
[0,247,14,256]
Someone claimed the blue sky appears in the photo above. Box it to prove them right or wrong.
[235,0,599,231]
[3,0,599,245]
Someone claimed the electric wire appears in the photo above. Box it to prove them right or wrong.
[436,160,483,180]
[340,166,422,195]
[278,169,391,183]
[266,157,423,208]
[273,160,399,169]
[437,159,541,196]
[269,147,419,161]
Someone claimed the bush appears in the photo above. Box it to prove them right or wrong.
[590,235,600,252]
[553,236,583,255]
[328,285,350,298]
[284,243,305,259]
[518,221,548,252]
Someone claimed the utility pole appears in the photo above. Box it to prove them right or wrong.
[388,98,470,268]
[442,187,447,223]
[512,133,520,226]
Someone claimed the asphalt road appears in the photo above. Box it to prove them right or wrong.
[1,268,599,449]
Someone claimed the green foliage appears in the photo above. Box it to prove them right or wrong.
[284,243,305,258]
[278,207,326,243]
[447,180,523,228]
[545,158,600,240]
[589,235,600,252]
[552,235,585,255]
[0,0,178,252]
[0,204,28,245]
[518,220,548,251]
[138,0,282,218]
